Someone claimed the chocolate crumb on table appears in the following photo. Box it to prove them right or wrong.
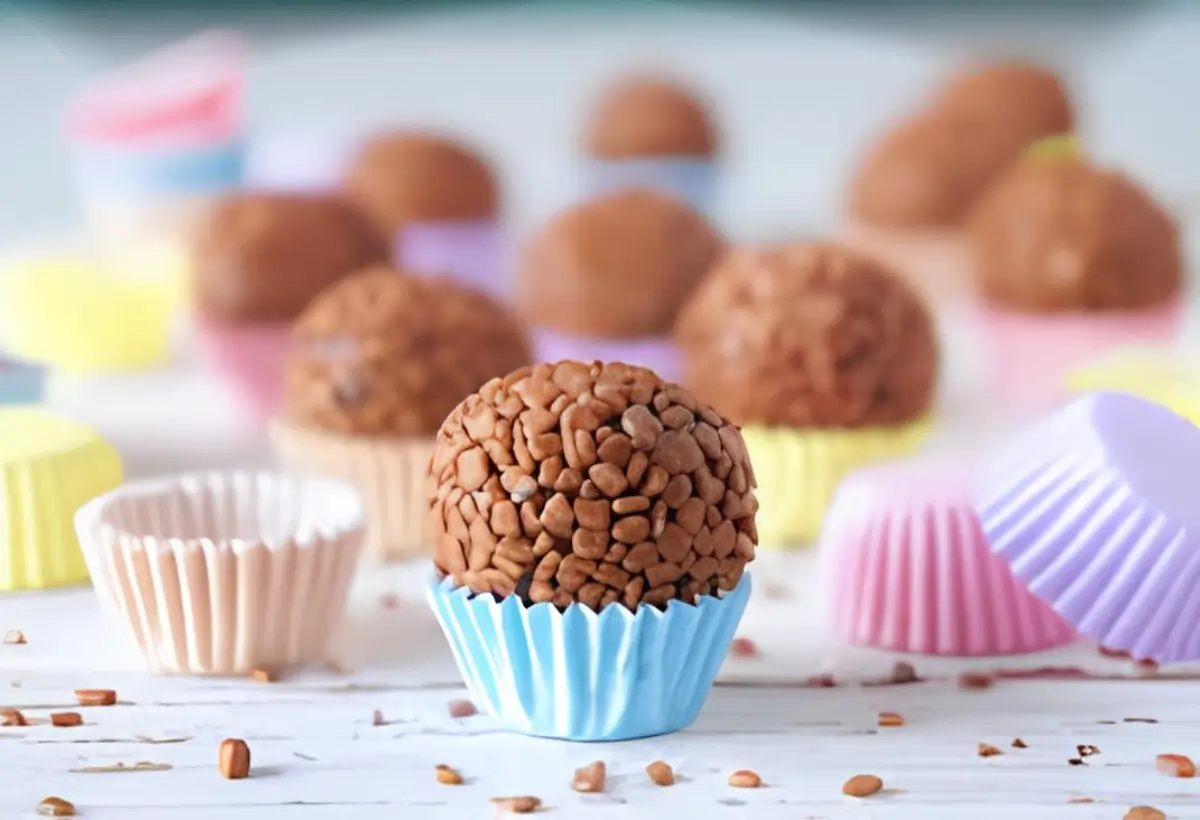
[1124,807,1166,820]
[571,761,606,793]
[490,796,542,814]
[646,760,675,786]
[435,764,464,785]
[977,743,1003,758]
[74,689,117,706]
[1067,758,1085,766]
[1077,744,1100,758]
[728,770,762,788]
[1155,753,1195,778]
[1011,737,1027,748]
[448,699,477,718]
[3,629,26,645]
[878,712,905,727]
[50,712,82,728]
[1,709,26,726]
[729,636,757,657]
[36,797,75,817]
[958,672,994,690]
[842,774,884,797]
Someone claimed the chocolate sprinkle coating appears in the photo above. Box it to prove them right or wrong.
[430,361,757,610]
[970,159,1182,313]
[285,266,532,437]
[191,193,388,325]
[675,241,938,428]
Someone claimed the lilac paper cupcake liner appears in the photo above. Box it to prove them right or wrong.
[242,129,359,192]
[394,219,507,300]
[974,391,1200,663]
[530,328,681,382]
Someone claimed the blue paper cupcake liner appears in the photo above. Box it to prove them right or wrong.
[974,391,1200,663]
[0,359,47,404]
[580,157,717,214]
[74,135,245,202]
[428,572,751,741]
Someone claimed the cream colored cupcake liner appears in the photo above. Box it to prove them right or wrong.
[74,470,364,676]
[269,420,437,562]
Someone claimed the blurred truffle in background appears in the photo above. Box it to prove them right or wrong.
[842,59,1076,310]
[271,265,531,562]
[343,131,506,297]
[518,188,724,380]
[675,241,937,546]
[190,192,387,421]
[968,154,1183,414]
[579,73,720,214]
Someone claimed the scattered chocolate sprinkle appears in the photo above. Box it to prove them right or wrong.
[3,630,26,645]
[1068,758,1085,766]
[978,743,1003,758]
[448,699,477,718]
[1012,738,1027,748]
[958,672,994,690]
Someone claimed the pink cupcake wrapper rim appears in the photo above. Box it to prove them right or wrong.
[529,329,681,382]
[969,298,1183,417]
[193,323,292,423]
[823,458,1076,656]
[975,391,1200,663]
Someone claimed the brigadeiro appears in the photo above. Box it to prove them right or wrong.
[843,59,1075,309]
[191,192,387,421]
[426,360,755,741]
[518,189,723,381]
[342,130,505,298]
[675,241,938,547]
[968,154,1183,415]
[579,73,719,214]
[269,266,531,562]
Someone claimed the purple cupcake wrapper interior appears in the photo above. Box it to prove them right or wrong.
[395,219,507,300]
[975,391,1200,663]
[530,328,681,382]
[242,130,361,191]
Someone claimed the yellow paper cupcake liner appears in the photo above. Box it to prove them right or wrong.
[0,408,124,590]
[1066,350,1200,426]
[0,250,184,372]
[741,419,933,548]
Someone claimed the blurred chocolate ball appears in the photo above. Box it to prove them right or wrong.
[970,158,1182,312]
[848,109,1018,228]
[191,193,387,325]
[430,360,757,609]
[518,189,724,337]
[932,60,1074,148]
[285,266,531,437]
[583,74,718,159]
[343,131,497,235]
[675,241,938,428]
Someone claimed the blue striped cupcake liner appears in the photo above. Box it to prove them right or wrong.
[73,135,245,202]
[0,359,47,404]
[428,572,751,741]
[579,157,717,215]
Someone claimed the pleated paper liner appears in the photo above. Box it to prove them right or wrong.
[840,221,975,311]
[1067,346,1200,426]
[0,409,124,590]
[529,329,682,385]
[75,470,364,675]
[741,418,933,547]
[579,157,717,215]
[269,420,437,562]
[428,573,751,741]
[395,219,507,301]
[0,254,178,371]
[975,391,1200,664]
[822,458,1075,656]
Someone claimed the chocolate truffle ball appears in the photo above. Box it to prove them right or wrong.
[583,75,718,159]
[285,266,532,437]
[848,110,1020,228]
[518,190,724,337]
[430,360,757,610]
[675,242,938,428]
[192,193,387,325]
[343,131,497,235]
[933,60,1074,148]
[970,159,1182,313]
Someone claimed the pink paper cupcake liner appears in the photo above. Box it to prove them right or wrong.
[529,328,681,382]
[194,322,292,424]
[971,298,1182,417]
[823,458,1075,656]
[974,391,1200,664]
[394,219,507,300]
[841,221,974,310]
[75,470,364,675]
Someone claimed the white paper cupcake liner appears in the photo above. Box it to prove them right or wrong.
[75,470,365,675]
